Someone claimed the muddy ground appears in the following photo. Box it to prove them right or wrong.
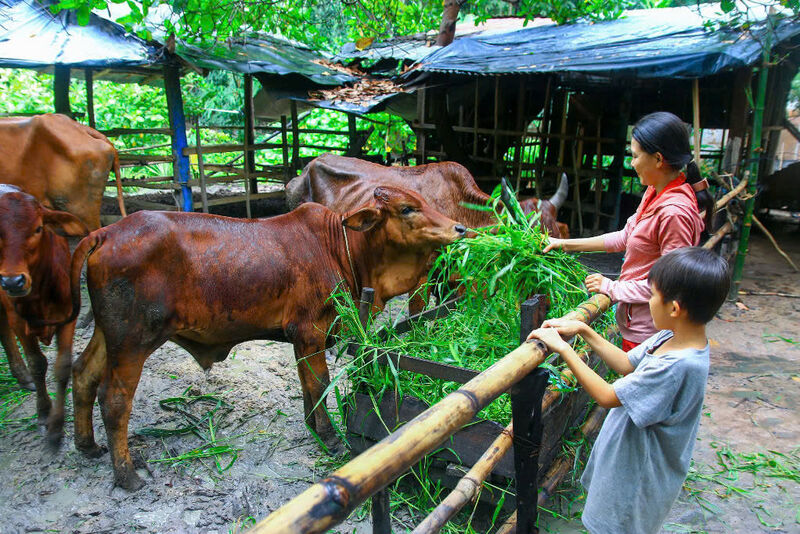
[0,198,798,534]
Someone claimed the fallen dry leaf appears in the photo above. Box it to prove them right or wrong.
[735,301,750,311]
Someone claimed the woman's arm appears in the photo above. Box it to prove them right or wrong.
[528,328,622,408]
[544,235,607,253]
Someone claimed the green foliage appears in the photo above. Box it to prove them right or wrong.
[50,0,637,52]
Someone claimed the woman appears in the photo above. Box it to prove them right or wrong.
[545,111,714,350]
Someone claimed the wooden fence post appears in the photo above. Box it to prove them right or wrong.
[164,63,193,212]
[54,65,71,116]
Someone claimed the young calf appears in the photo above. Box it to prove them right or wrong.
[69,186,466,490]
[0,185,87,445]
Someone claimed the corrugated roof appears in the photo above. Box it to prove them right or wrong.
[410,4,800,79]
[0,0,164,69]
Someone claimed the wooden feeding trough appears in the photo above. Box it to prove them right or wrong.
[343,288,612,529]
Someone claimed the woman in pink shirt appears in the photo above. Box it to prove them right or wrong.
[545,112,714,350]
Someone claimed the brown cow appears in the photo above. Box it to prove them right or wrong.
[69,187,465,490]
[0,114,127,231]
[285,154,569,237]
[0,185,87,445]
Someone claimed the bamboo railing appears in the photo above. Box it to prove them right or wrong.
[251,294,611,534]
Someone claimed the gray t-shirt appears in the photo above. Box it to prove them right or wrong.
[581,330,709,534]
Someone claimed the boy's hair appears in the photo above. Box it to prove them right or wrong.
[648,247,731,324]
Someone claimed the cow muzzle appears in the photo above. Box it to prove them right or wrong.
[0,274,31,297]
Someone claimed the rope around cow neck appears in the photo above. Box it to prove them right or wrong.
[340,217,359,291]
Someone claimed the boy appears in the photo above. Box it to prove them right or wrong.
[528,247,730,534]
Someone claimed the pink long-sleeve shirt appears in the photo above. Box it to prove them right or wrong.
[598,177,703,343]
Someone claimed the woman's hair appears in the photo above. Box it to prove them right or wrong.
[632,111,714,230]
[649,247,731,324]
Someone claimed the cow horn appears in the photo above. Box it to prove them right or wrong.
[549,173,568,210]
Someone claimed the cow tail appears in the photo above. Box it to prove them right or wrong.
[67,232,103,325]
[112,150,127,217]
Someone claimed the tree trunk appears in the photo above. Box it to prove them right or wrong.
[435,0,463,46]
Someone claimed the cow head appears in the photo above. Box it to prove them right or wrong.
[0,185,87,298]
[343,186,466,247]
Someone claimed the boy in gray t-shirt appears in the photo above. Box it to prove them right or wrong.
[528,247,730,534]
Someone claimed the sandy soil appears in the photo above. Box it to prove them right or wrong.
[0,201,797,534]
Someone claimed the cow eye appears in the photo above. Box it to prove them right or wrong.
[34,225,43,234]
[401,206,416,216]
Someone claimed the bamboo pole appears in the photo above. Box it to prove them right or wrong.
[252,342,549,533]
[702,221,732,250]
[692,79,702,166]
[753,215,799,271]
[253,294,611,534]
[731,36,771,297]
[411,423,514,534]
[195,121,209,214]
[715,177,748,211]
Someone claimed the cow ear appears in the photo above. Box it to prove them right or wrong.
[343,207,382,232]
[42,207,89,237]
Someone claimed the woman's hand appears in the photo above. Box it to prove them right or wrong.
[539,318,587,338]
[526,327,570,354]
[585,273,610,294]
[543,237,565,253]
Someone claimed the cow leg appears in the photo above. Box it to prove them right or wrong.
[0,313,34,391]
[18,335,51,427]
[99,349,148,491]
[73,327,108,458]
[293,334,337,450]
[45,320,76,449]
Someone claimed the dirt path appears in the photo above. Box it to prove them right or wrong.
[0,222,797,533]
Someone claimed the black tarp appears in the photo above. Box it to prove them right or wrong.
[412,4,800,80]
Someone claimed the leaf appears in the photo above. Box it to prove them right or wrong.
[721,0,735,13]
[355,37,374,50]
[76,4,90,25]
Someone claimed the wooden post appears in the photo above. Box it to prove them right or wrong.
[85,69,95,128]
[164,64,193,212]
[356,288,391,534]
[473,80,479,159]
[594,116,603,232]
[348,115,360,157]
[244,73,258,195]
[195,119,209,213]
[291,100,300,174]
[510,368,549,534]
[692,79,702,166]
[604,89,631,231]
[281,115,290,182]
[535,76,553,199]
[54,65,71,116]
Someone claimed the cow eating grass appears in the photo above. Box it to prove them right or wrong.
[67,186,465,491]
[0,185,87,446]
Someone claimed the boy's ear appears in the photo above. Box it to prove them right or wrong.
[670,299,684,318]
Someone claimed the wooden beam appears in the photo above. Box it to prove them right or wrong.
[85,69,95,128]
[163,64,193,212]
[54,65,71,116]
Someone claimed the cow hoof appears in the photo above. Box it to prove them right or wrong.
[77,443,108,458]
[115,470,145,492]
[321,433,344,456]
[46,431,64,452]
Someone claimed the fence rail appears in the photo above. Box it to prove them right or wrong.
[251,293,611,534]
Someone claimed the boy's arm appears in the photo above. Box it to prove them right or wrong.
[532,319,635,375]
[528,328,622,409]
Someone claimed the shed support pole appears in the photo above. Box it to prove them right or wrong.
[54,65,71,116]
[244,73,258,195]
[731,61,769,298]
[291,100,300,175]
[604,89,631,231]
[85,69,95,128]
[164,64,193,212]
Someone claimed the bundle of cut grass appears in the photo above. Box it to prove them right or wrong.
[328,185,613,425]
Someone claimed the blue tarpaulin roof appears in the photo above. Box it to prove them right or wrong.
[0,0,163,69]
[412,4,800,79]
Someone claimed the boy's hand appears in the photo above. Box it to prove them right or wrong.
[585,273,609,294]
[540,318,587,338]
[527,327,570,354]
